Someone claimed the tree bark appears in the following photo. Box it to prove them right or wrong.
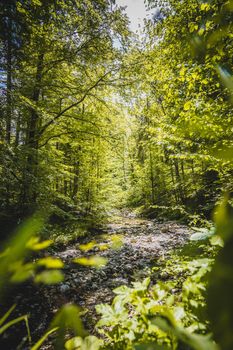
[149,147,155,204]
[21,52,44,213]
[6,26,12,144]
[174,159,185,204]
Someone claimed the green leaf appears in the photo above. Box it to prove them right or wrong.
[173,306,186,321]
[113,285,131,295]
[210,145,233,162]
[79,241,96,252]
[31,327,58,350]
[35,270,64,284]
[214,196,233,241]
[0,216,44,295]
[0,314,31,344]
[200,3,210,11]
[73,256,107,268]
[110,234,123,249]
[209,235,224,247]
[153,317,217,350]
[65,336,102,350]
[0,305,16,327]
[26,237,53,250]
[216,66,233,100]
[65,337,82,350]
[37,257,64,269]
[208,206,233,350]
[134,344,169,350]
[190,227,214,241]
[184,101,192,110]
[10,263,34,283]
[95,303,114,316]
[51,304,86,347]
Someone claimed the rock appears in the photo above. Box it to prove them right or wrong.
[91,283,98,290]
[98,270,107,277]
[73,278,80,284]
[138,260,147,268]
[59,284,70,293]
[125,263,133,271]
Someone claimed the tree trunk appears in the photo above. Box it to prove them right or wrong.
[149,147,155,204]
[21,52,44,213]
[72,164,79,201]
[6,26,12,144]
[15,113,21,146]
[174,159,185,204]
[170,162,175,185]
[181,160,185,180]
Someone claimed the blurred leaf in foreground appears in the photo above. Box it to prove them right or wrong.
[37,257,64,269]
[214,196,233,241]
[26,237,53,250]
[79,241,97,252]
[35,270,64,284]
[73,256,107,268]
[0,215,44,297]
[152,316,218,350]
[50,304,86,349]
[208,198,233,350]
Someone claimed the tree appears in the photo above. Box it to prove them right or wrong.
[0,0,130,218]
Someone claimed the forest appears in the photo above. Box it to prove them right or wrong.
[0,0,233,349]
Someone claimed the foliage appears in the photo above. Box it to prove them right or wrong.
[207,197,233,350]
[93,225,225,350]
[0,215,66,346]
[1,0,233,350]
[65,335,103,350]
[0,0,130,219]
[118,0,233,220]
[95,262,214,349]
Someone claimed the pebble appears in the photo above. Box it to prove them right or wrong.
[59,284,70,293]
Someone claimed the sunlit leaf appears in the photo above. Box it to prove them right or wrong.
[110,234,123,249]
[200,3,210,11]
[65,337,82,350]
[216,66,233,93]
[208,200,233,349]
[37,257,64,269]
[211,145,233,162]
[26,237,53,250]
[98,244,109,251]
[173,306,186,321]
[184,101,192,111]
[153,317,218,350]
[214,196,233,241]
[73,256,107,268]
[0,216,44,296]
[10,263,34,283]
[190,227,214,241]
[65,335,102,350]
[209,235,224,247]
[35,270,64,284]
[134,344,169,350]
[79,241,96,252]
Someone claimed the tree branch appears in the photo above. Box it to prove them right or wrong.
[38,71,112,136]
[39,129,119,148]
